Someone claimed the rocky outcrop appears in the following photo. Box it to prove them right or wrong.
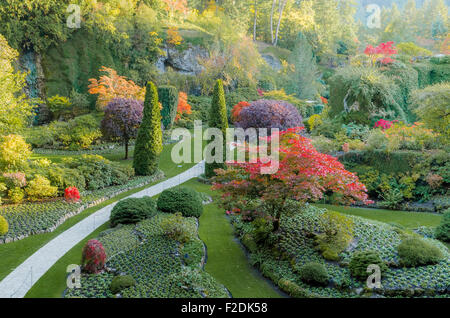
[261,53,282,71]
[156,44,209,75]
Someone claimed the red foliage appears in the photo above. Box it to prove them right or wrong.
[231,101,250,123]
[81,239,106,274]
[374,119,393,130]
[213,128,371,231]
[175,92,192,121]
[320,96,328,104]
[364,41,397,65]
[64,187,80,203]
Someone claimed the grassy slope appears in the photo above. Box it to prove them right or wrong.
[183,179,282,298]
[314,204,442,229]
[0,143,194,282]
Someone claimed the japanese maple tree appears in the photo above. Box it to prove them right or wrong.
[81,239,106,274]
[213,127,371,232]
[175,92,192,121]
[231,101,250,123]
[364,41,397,65]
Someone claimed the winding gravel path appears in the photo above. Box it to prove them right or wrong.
[0,162,205,298]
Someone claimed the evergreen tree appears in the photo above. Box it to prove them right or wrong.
[205,79,228,178]
[133,81,163,176]
[288,32,322,99]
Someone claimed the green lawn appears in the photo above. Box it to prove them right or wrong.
[1,143,196,282]
[314,204,443,229]
[182,179,283,298]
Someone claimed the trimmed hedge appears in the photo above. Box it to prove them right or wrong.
[158,85,179,130]
[435,209,450,242]
[157,187,203,217]
[397,236,444,267]
[110,275,136,294]
[297,262,329,286]
[349,250,387,280]
[110,196,157,227]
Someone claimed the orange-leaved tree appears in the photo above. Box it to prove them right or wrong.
[175,92,192,121]
[88,66,145,109]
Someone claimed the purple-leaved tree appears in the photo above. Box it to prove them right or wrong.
[101,98,143,159]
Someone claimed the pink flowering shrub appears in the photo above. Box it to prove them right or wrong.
[2,172,27,188]
[81,239,106,274]
[374,119,393,130]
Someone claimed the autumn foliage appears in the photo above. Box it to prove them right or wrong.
[88,67,145,109]
[231,101,250,123]
[175,92,192,121]
[364,41,397,65]
[81,239,106,274]
[213,128,370,231]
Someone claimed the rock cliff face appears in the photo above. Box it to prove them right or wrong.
[156,44,209,75]
[261,53,282,71]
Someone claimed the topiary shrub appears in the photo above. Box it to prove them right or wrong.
[297,262,329,286]
[397,236,444,267]
[158,85,179,130]
[157,187,203,217]
[110,275,136,294]
[110,196,157,227]
[349,250,387,280]
[0,215,8,236]
[235,99,303,131]
[81,239,106,274]
[435,209,450,242]
[133,81,163,176]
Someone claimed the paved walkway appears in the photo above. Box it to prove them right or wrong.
[0,162,205,298]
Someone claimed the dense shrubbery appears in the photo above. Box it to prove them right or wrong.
[158,85,179,130]
[110,197,157,227]
[161,212,193,244]
[157,187,203,218]
[81,239,107,274]
[235,99,303,131]
[0,215,8,235]
[349,251,387,280]
[397,236,444,267]
[0,135,31,171]
[110,275,136,294]
[297,262,329,286]
[435,209,450,242]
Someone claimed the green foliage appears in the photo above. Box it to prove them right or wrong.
[47,95,72,121]
[262,89,310,118]
[110,197,157,227]
[25,175,58,201]
[297,262,329,286]
[349,250,387,281]
[0,135,32,171]
[397,236,444,267]
[161,212,193,244]
[8,187,25,204]
[157,187,203,218]
[329,66,407,124]
[277,278,310,298]
[158,85,179,130]
[396,42,432,57]
[435,209,450,243]
[110,275,136,294]
[133,82,163,176]
[0,215,8,235]
[205,79,228,178]
[413,82,450,143]
[0,34,34,135]
[315,210,354,261]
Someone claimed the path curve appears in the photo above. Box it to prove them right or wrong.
[0,162,205,298]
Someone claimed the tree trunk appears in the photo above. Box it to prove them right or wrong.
[270,0,276,44]
[253,0,258,41]
[274,0,288,47]
[124,139,129,160]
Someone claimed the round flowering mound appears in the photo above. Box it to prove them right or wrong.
[64,186,81,203]
[235,99,303,131]
[81,239,107,274]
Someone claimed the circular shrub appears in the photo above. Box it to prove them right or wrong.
[157,187,203,217]
[298,262,329,286]
[0,215,8,236]
[397,236,444,267]
[349,250,387,280]
[110,275,136,294]
[110,196,157,227]
[435,209,450,242]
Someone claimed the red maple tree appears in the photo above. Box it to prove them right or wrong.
[213,127,371,231]
[364,41,397,65]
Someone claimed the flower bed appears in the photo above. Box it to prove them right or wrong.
[232,204,450,298]
[0,171,165,244]
[65,213,228,298]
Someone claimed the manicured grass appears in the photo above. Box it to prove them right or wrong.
[182,179,283,298]
[0,143,195,282]
[314,204,443,229]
